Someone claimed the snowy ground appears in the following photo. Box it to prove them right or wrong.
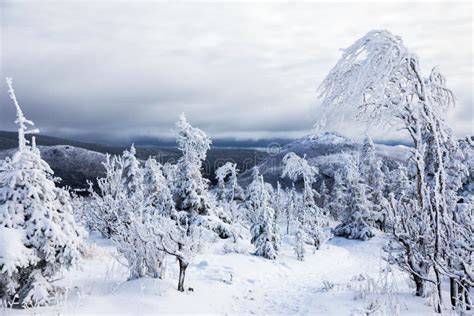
[4,232,438,315]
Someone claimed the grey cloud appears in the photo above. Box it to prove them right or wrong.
[0,1,472,143]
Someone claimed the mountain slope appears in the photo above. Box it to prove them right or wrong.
[240,132,413,188]
[0,132,268,189]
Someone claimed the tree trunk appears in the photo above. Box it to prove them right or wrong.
[414,274,425,297]
[464,284,472,310]
[177,259,188,292]
[450,277,457,308]
[434,268,443,313]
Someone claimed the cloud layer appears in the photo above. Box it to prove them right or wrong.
[0,1,472,143]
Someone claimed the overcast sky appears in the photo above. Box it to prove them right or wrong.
[0,1,472,144]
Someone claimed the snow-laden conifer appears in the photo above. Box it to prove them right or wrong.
[247,168,278,259]
[0,78,84,307]
[333,155,375,241]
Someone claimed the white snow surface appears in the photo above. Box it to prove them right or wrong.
[3,230,436,315]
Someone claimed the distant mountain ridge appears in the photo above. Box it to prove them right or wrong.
[0,131,268,189]
[240,131,413,188]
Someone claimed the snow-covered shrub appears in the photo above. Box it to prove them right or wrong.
[87,154,127,238]
[0,78,84,307]
[351,270,402,316]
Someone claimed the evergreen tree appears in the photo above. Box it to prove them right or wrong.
[333,155,375,241]
[143,158,176,217]
[328,170,347,220]
[247,168,278,259]
[318,180,329,215]
[0,78,84,307]
[122,144,143,197]
[359,137,389,231]
[173,114,211,216]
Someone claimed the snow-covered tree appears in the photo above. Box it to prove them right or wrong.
[0,78,84,307]
[333,155,375,241]
[282,152,327,259]
[328,169,347,220]
[284,184,298,235]
[122,144,142,197]
[384,198,434,298]
[173,114,211,216]
[168,114,212,289]
[214,162,244,224]
[87,154,126,237]
[359,137,389,231]
[318,180,329,215]
[215,162,241,203]
[142,158,175,217]
[319,30,467,312]
[246,168,278,259]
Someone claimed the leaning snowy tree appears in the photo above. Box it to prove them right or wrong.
[0,78,84,307]
[318,30,469,312]
[282,152,326,260]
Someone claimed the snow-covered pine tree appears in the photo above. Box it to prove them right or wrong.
[271,182,284,252]
[328,169,347,220]
[247,168,278,259]
[318,30,468,312]
[273,182,284,225]
[333,155,375,241]
[318,180,329,215]
[173,114,211,216]
[284,185,297,235]
[170,114,211,290]
[282,152,326,258]
[0,78,84,307]
[122,144,143,197]
[142,158,176,217]
[359,137,389,231]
